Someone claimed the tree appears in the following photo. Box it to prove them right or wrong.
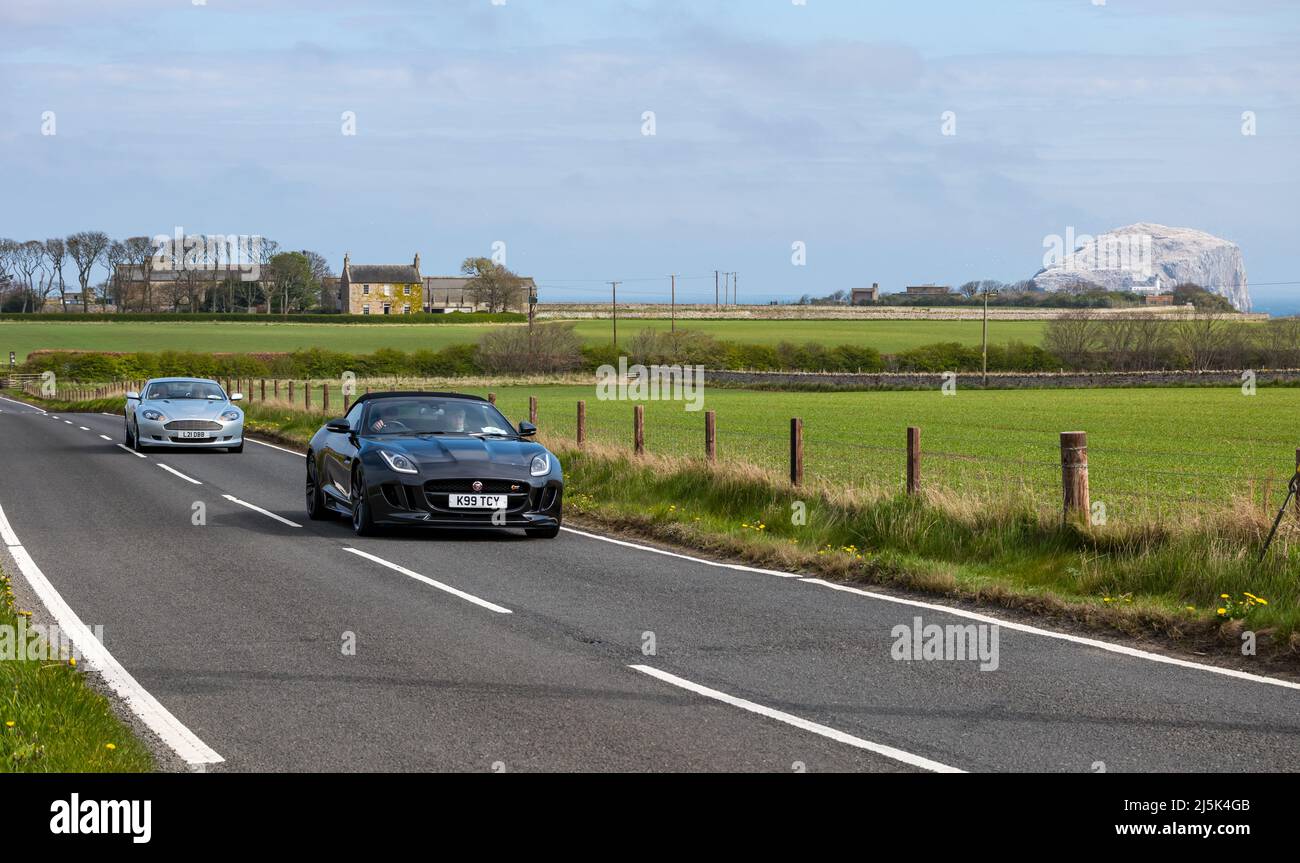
[460,257,525,313]
[1043,311,1102,369]
[66,231,110,313]
[122,236,157,311]
[301,250,332,310]
[104,240,128,310]
[13,241,48,312]
[43,238,68,311]
[266,251,317,314]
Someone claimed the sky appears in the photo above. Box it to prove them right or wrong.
[1,0,1297,311]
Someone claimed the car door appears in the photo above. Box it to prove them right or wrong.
[324,400,365,499]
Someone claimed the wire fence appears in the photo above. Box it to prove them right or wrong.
[25,376,1298,521]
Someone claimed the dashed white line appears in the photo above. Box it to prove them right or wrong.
[629,664,963,773]
[343,547,513,614]
[99,434,112,441]
[221,494,301,527]
[79,426,90,431]
[0,500,223,768]
[115,443,147,459]
[63,420,73,425]
[157,463,202,485]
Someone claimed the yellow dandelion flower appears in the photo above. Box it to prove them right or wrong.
[1257,598,1269,605]
[104,743,116,751]
[68,657,77,667]
[1220,594,1230,599]
[4,721,14,728]
[1217,607,1227,615]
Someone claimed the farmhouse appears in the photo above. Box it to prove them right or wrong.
[337,253,424,315]
[905,284,951,296]
[850,284,880,305]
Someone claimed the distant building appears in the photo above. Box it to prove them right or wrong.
[905,284,951,296]
[850,283,880,305]
[338,253,423,315]
[422,275,536,313]
[1143,293,1175,306]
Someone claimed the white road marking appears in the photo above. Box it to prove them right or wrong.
[0,394,42,411]
[630,664,963,773]
[800,578,1300,693]
[220,494,301,527]
[246,437,303,456]
[157,463,202,485]
[0,501,223,768]
[565,527,1300,692]
[115,443,146,459]
[343,547,513,614]
[79,426,90,431]
[99,434,112,441]
[560,526,803,578]
[63,420,73,424]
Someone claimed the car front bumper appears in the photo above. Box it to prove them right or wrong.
[363,474,564,529]
[136,416,244,448]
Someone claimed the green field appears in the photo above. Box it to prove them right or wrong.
[0,317,1048,362]
[475,384,1292,518]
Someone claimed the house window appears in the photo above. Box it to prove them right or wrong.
[404,285,412,295]
[383,303,391,315]
[403,304,410,314]
[362,304,370,315]
[382,285,390,296]
[363,284,370,294]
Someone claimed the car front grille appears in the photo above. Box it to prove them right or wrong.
[423,479,524,494]
[164,420,222,431]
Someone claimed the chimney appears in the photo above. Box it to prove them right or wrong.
[413,253,420,272]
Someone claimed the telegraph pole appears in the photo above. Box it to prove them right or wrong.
[714,270,719,309]
[733,272,738,305]
[609,281,620,346]
[669,273,677,333]
[981,284,998,386]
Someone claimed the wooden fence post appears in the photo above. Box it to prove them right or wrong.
[288,380,295,403]
[1060,431,1090,524]
[529,395,537,425]
[906,426,921,496]
[322,381,330,413]
[260,379,266,401]
[274,379,280,399]
[304,381,311,411]
[705,410,716,462]
[790,418,803,486]
[488,392,496,405]
[577,400,586,447]
[634,405,645,455]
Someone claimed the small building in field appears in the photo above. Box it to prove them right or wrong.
[905,284,951,296]
[1143,293,1175,306]
[338,253,423,315]
[850,283,880,305]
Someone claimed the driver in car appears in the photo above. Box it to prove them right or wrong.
[444,405,467,432]
[370,405,398,432]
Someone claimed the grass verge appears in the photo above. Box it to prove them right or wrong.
[0,566,154,772]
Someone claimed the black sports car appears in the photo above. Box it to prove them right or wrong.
[305,392,563,538]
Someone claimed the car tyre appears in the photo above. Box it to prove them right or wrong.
[228,441,244,454]
[525,525,561,539]
[130,420,146,453]
[305,455,329,520]
[123,417,135,447]
[351,467,378,536]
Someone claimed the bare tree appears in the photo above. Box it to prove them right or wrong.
[104,240,128,311]
[66,231,110,313]
[1171,311,1233,371]
[1043,311,1102,369]
[13,241,48,312]
[122,236,157,311]
[460,256,525,313]
[42,238,68,311]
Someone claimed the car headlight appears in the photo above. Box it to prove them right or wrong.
[141,409,165,421]
[530,454,550,476]
[220,410,241,422]
[378,450,418,474]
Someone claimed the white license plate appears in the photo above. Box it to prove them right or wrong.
[176,430,211,439]
[448,494,506,509]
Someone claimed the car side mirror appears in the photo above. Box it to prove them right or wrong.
[125,391,139,401]
[518,421,537,437]
[230,393,244,401]
[326,418,351,433]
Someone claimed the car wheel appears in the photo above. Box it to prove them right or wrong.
[350,467,377,536]
[525,525,561,539]
[130,420,146,453]
[123,417,135,446]
[228,442,244,454]
[305,456,329,520]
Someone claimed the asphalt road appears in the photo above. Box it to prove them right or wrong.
[1,394,1298,772]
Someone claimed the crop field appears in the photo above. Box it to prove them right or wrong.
[203,379,1297,519]
[0,317,1048,362]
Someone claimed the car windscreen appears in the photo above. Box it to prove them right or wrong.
[362,398,516,436]
[146,381,226,400]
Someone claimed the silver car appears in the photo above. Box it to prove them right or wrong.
[124,377,245,453]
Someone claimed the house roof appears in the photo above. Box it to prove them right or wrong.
[348,264,420,284]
